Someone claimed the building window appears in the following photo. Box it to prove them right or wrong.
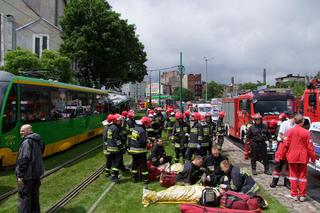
[33,34,49,57]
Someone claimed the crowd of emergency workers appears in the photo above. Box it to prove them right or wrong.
[102,106,316,203]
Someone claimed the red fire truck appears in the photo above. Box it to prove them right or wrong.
[300,79,320,128]
[222,89,296,142]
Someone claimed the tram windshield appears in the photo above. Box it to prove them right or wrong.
[0,82,9,111]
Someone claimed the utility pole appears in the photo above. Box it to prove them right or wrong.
[158,70,161,106]
[179,52,184,112]
[204,56,214,102]
[149,71,152,105]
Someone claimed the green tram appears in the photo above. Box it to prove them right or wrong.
[0,71,128,167]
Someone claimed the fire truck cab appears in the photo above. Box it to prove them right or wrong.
[301,83,320,129]
[222,89,295,142]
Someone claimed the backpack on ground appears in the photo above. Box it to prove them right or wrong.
[159,170,176,187]
[180,204,263,213]
[220,191,260,211]
[199,187,219,207]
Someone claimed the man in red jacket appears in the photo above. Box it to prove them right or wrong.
[285,114,316,202]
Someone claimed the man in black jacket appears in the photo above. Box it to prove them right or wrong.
[220,160,259,195]
[16,124,45,213]
[176,155,204,185]
[148,139,172,167]
[202,145,227,187]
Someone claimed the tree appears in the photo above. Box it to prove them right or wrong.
[4,48,41,75]
[60,0,147,88]
[276,80,305,96]
[41,50,74,83]
[204,81,224,99]
[238,82,257,91]
[173,87,194,101]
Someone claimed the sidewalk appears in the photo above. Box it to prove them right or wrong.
[223,138,320,213]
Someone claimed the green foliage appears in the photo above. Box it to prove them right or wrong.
[41,50,74,83]
[276,80,305,96]
[238,82,258,91]
[172,87,194,101]
[3,48,74,83]
[4,48,41,75]
[60,0,147,87]
[203,81,224,99]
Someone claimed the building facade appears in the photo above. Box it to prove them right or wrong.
[183,73,202,98]
[121,81,146,101]
[275,74,306,84]
[0,0,66,65]
[160,70,179,95]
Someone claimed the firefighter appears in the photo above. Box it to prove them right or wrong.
[200,115,210,157]
[220,160,259,195]
[128,116,152,184]
[216,111,226,150]
[102,114,114,177]
[184,110,191,127]
[244,114,255,160]
[176,155,204,185]
[270,113,294,188]
[185,112,203,160]
[172,111,190,163]
[149,139,172,167]
[205,112,216,155]
[285,114,316,202]
[146,110,160,143]
[246,113,272,175]
[106,114,124,183]
[154,107,164,137]
[201,145,227,187]
[166,109,176,137]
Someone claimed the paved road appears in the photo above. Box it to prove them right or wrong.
[226,136,320,203]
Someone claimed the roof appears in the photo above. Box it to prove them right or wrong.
[275,74,305,81]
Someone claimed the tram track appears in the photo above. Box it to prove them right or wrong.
[0,144,102,203]
[46,165,105,213]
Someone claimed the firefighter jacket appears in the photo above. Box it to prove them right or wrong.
[155,112,164,126]
[207,121,216,137]
[216,118,225,136]
[172,121,190,148]
[147,119,160,138]
[247,123,271,143]
[204,154,227,177]
[106,124,123,153]
[127,118,136,134]
[149,143,167,164]
[201,123,211,148]
[188,122,204,149]
[102,123,113,153]
[225,165,259,194]
[285,125,316,164]
[128,125,148,154]
[166,115,176,131]
[185,117,191,128]
[176,161,204,185]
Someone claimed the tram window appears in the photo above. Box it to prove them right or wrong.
[78,92,92,116]
[2,84,17,133]
[21,85,50,123]
[95,94,104,114]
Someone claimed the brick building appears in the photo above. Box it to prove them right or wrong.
[183,73,202,98]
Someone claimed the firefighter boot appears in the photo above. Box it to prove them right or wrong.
[111,170,120,183]
[131,173,139,183]
[284,178,291,189]
[269,177,279,188]
[105,168,111,178]
[142,172,149,185]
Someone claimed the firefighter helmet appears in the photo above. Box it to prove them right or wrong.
[184,110,191,118]
[175,111,184,120]
[200,114,206,122]
[205,112,212,117]
[127,112,135,119]
[141,116,152,127]
[253,113,262,119]
[269,119,278,128]
[148,110,155,117]
[279,113,287,120]
[121,111,128,117]
[192,112,201,121]
[106,114,114,123]
[113,114,123,122]
[166,108,173,115]
[219,111,225,118]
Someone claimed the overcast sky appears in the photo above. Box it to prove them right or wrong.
[108,0,320,85]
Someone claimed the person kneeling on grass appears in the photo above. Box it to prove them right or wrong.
[148,139,172,167]
[220,160,259,195]
[176,155,204,185]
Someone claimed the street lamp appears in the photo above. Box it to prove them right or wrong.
[204,56,214,102]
